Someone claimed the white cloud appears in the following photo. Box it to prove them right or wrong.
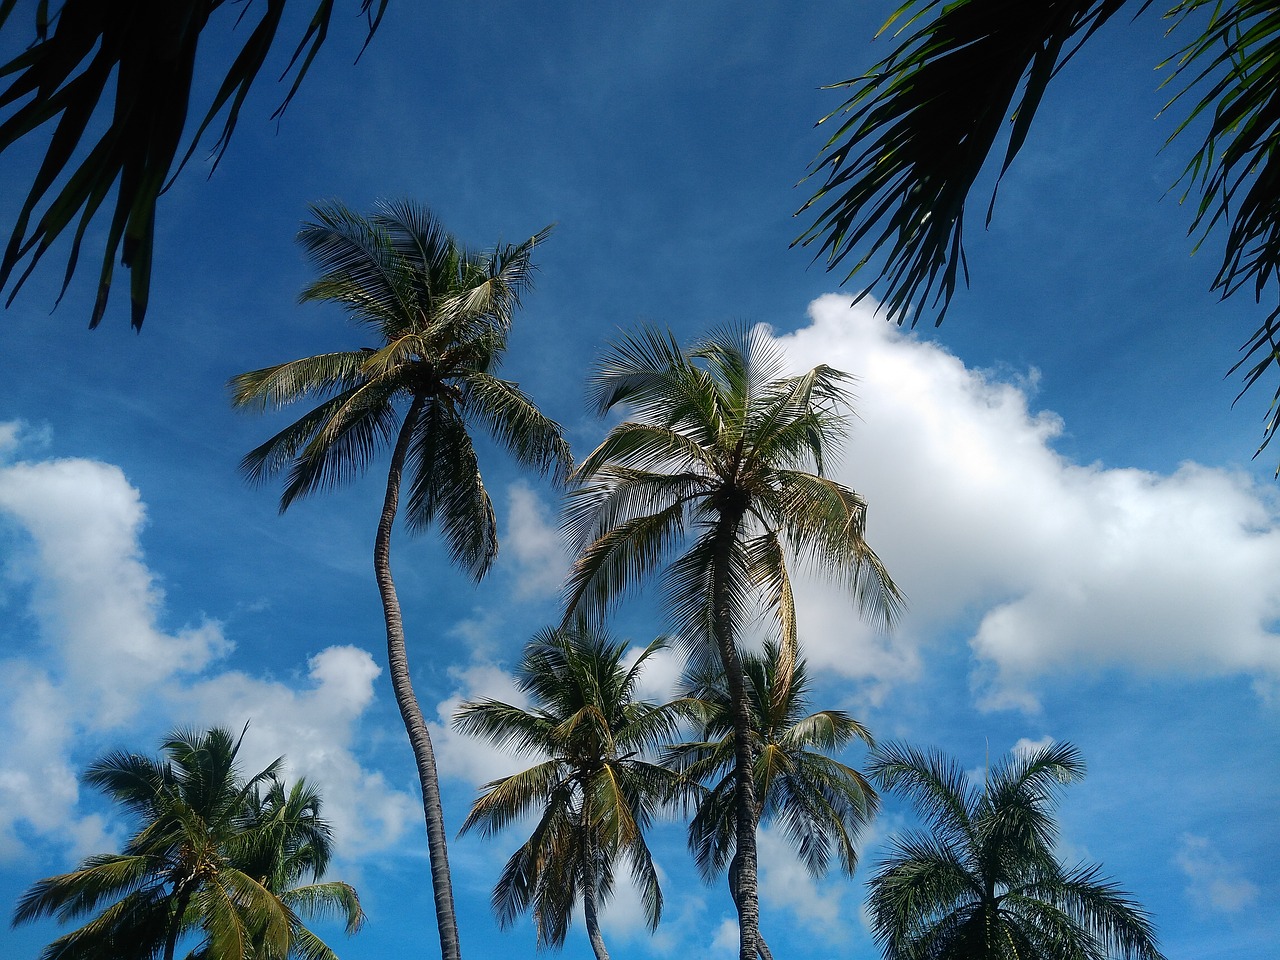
[0,441,414,863]
[503,481,569,599]
[180,646,414,858]
[1011,735,1055,759]
[432,658,535,789]
[1175,834,1260,913]
[773,298,1280,710]
[757,826,850,942]
[622,641,686,705]
[0,456,233,725]
[709,917,738,956]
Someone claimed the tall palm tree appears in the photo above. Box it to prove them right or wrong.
[670,642,879,960]
[796,1,1280,464]
[562,324,902,960]
[12,726,364,960]
[230,198,570,960]
[867,740,1166,960]
[453,628,684,960]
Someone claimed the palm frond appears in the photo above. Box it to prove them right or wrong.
[870,741,978,846]
[464,371,573,481]
[402,400,497,576]
[796,0,1136,327]
[562,497,691,624]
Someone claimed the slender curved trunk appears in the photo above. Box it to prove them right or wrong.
[711,507,759,960]
[582,852,611,960]
[376,392,462,960]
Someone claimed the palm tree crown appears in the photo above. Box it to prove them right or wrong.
[867,740,1166,960]
[12,726,364,960]
[672,642,879,885]
[563,324,901,960]
[454,628,684,960]
[231,199,569,567]
[231,198,570,960]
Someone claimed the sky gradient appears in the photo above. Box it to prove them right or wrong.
[1,4,1276,959]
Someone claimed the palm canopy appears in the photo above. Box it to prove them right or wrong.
[797,0,1280,462]
[563,324,900,960]
[0,0,385,330]
[866,740,1165,960]
[12,726,364,960]
[670,641,879,884]
[453,628,685,958]
[230,198,569,576]
[564,323,902,673]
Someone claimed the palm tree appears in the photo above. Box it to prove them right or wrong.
[670,642,879,960]
[562,324,902,960]
[239,778,366,960]
[866,740,1166,960]
[796,0,1280,463]
[453,628,684,960]
[230,198,570,960]
[11,726,364,960]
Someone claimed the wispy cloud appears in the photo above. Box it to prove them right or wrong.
[1175,834,1260,913]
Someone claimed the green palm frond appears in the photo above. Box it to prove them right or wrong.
[562,498,692,623]
[0,1,385,330]
[464,371,573,481]
[673,642,878,886]
[871,742,978,847]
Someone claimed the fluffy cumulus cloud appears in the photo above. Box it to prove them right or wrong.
[772,298,1280,709]
[0,431,413,862]
[502,481,570,599]
[1175,834,1260,913]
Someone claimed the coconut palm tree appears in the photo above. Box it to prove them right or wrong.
[866,740,1166,960]
[796,1,1280,463]
[238,777,365,960]
[11,726,364,960]
[454,628,684,960]
[230,199,569,960]
[670,642,878,960]
[562,324,902,960]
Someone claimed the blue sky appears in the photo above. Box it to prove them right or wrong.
[1,3,1277,958]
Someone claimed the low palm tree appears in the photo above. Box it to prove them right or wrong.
[867,740,1166,960]
[12,726,364,960]
[563,324,902,960]
[670,642,878,960]
[453,628,684,960]
[231,199,570,960]
[241,778,365,960]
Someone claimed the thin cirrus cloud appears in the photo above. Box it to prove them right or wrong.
[0,426,415,862]
[1175,834,1260,913]
[774,297,1280,710]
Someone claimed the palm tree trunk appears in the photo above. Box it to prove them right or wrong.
[376,392,462,960]
[582,867,611,960]
[728,860,774,960]
[711,507,760,960]
[162,886,193,960]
